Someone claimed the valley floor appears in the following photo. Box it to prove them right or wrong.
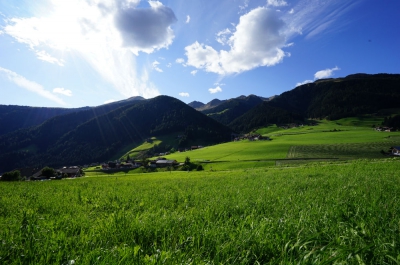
[2,119,400,264]
[1,159,400,264]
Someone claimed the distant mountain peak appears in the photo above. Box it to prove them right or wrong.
[127,96,145,101]
[188,101,205,109]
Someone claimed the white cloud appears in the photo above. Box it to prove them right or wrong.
[209,86,222,94]
[296,80,313,86]
[3,0,163,99]
[115,1,177,55]
[152,60,163,72]
[185,1,357,77]
[314,66,340,79]
[166,63,172,68]
[53,87,72,96]
[185,7,287,75]
[186,15,191,23]
[0,67,66,105]
[176,58,185,64]
[190,70,198,76]
[267,0,288,7]
[179,92,190,97]
[35,50,64,66]
[104,99,117,104]
[216,28,232,45]
[296,66,340,86]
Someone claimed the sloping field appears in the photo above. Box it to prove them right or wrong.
[167,140,289,163]
[166,119,400,167]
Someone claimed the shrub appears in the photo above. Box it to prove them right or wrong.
[1,170,21,181]
[42,167,55,179]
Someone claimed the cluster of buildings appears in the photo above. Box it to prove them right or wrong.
[5,166,82,181]
[232,133,270,141]
[375,126,396,132]
[100,157,179,171]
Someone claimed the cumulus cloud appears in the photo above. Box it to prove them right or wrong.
[114,1,177,55]
[152,60,163,72]
[0,67,66,105]
[190,70,198,76]
[209,86,222,94]
[296,66,340,86]
[186,15,191,23]
[314,66,340,79]
[179,92,190,97]
[176,58,185,64]
[267,0,288,7]
[3,0,163,99]
[53,87,73,96]
[185,7,287,75]
[296,80,313,86]
[185,0,357,77]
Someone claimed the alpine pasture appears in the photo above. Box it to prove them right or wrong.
[1,119,400,264]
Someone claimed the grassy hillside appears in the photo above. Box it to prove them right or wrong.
[2,159,400,264]
[161,119,400,170]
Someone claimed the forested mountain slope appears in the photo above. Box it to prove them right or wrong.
[268,74,400,120]
[0,96,231,172]
[0,96,145,136]
[202,95,264,126]
[0,105,87,136]
[229,103,304,133]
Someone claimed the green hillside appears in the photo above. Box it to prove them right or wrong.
[160,118,400,170]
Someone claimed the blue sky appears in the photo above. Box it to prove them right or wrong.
[0,0,399,108]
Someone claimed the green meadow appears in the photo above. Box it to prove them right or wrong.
[161,119,400,170]
[2,118,400,264]
[1,159,400,264]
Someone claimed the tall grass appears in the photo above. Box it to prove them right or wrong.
[1,159,400,264]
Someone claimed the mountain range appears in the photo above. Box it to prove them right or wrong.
[0,73,399,173]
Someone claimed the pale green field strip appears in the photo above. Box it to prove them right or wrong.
[167,140,289,162]
[287,141,400,159]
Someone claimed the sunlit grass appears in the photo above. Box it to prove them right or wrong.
[165,120,400,165]
[1,159,400,264]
